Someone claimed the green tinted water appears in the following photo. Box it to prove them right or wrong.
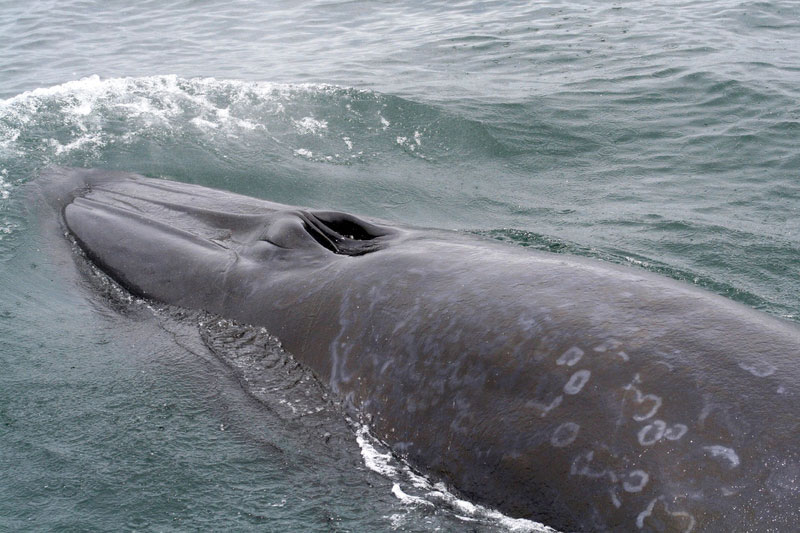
[1,1,798,531]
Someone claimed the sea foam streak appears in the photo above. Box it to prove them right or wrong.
[0,75,498,178]
[355,425,558,533]
[0,76,353,159]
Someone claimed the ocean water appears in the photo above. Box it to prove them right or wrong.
[1,1,798,531]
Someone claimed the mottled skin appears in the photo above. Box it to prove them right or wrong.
[35,168,800,532]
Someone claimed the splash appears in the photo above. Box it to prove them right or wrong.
[0,75,498,175]
[355,425,558,533]
[0,168,9,200]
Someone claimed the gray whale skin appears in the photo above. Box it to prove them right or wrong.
[35,167,800,532]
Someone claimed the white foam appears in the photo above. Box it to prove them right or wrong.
[0,221,17,240]
[52,132,106,155]
[293,148,314,159]
[0,168,10,200]
[394,132,431,158]
[0,118,21,145]
[427,481,556,532]
[0,75,369,165]
[391,483,434,507]
[190,117,220,130]
[387,513,407,529]
[355,425,398,477]
[354,425,557,532]
[624,256,650,268]
[293,116,328,135]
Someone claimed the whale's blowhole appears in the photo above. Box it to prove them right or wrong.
[301,211,392,256]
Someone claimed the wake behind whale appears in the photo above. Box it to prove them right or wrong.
[33,167,800,532]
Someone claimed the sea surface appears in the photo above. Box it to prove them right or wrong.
[1,1,798,531]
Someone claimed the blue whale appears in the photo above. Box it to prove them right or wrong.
[34,167,800,532]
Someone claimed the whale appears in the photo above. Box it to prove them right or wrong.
[33,167,800,532]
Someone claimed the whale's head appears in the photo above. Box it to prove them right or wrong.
[38,167,399,308]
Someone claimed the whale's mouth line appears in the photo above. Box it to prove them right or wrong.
[300,211,392,257]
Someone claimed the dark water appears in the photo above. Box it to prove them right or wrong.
[1,1,798,531]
